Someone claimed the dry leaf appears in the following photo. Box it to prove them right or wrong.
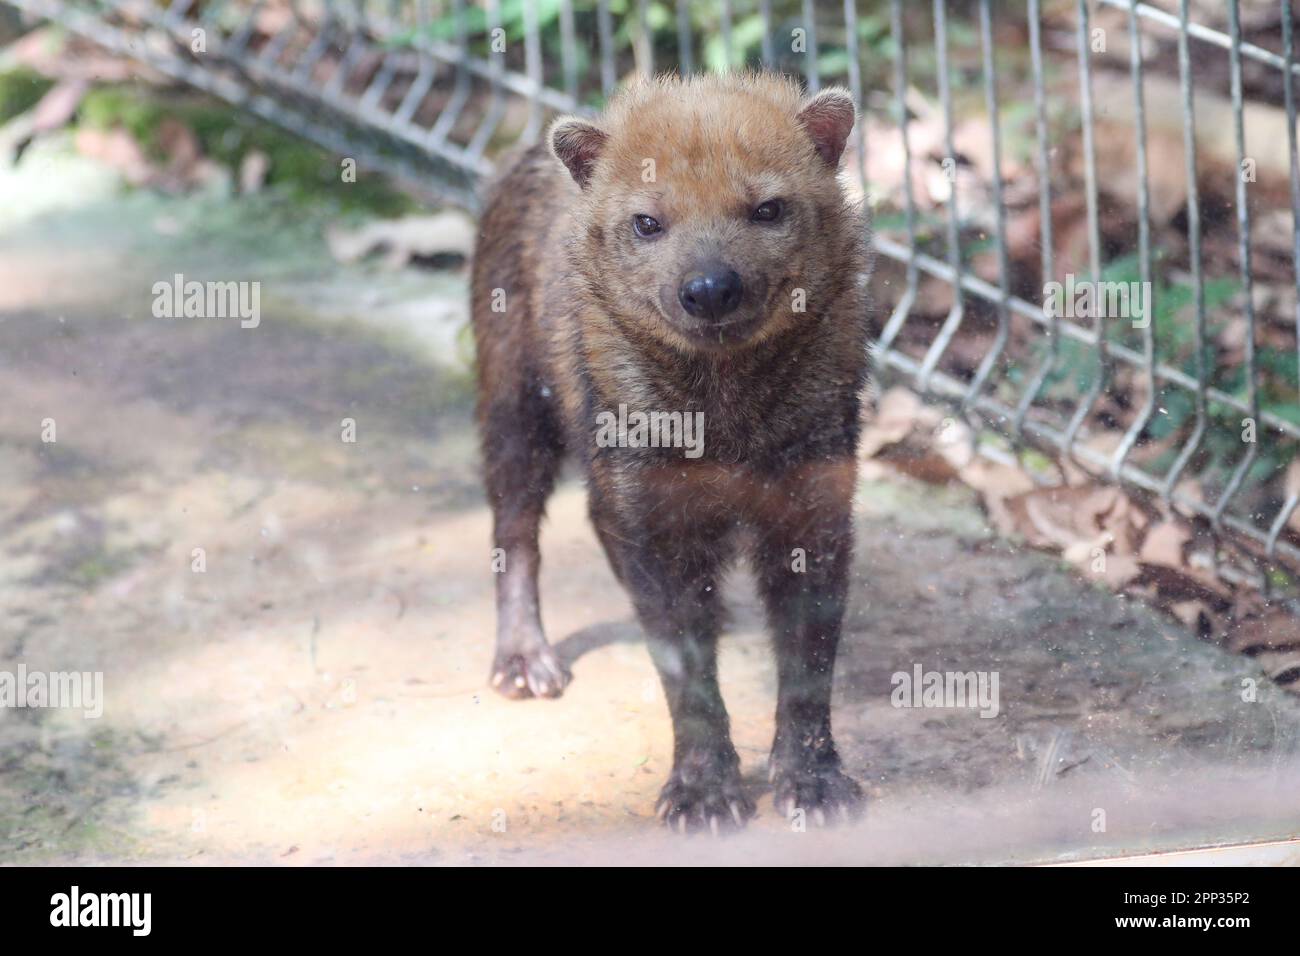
[1139,521,1191,569]
[74,127,155,187]
[326,212,477,270]
[1224,611,1300,656]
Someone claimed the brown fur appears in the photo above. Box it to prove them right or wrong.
[471,73,874,832]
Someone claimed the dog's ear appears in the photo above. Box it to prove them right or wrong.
[549,116,609,189]
[797,88,856,168]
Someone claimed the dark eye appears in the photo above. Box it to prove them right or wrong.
[633,214,662,238]
[751,199,783,223]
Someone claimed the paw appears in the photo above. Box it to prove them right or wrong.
[770,762,864,827]
[655,762,755,836]
[489,645,571,699]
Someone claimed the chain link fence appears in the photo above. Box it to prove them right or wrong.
[5,0,1300,593]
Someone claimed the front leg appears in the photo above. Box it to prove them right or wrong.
[752,459,864,826]
[591,484,755,834]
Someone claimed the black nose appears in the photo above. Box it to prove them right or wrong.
[678,267,743,320]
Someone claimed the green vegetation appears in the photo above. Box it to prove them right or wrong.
[1020,251,1300,505]
[387,0,907,108]
[77,85,417,217]
[0,66,53,124]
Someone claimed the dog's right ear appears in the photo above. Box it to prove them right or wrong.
[549,116,608,189]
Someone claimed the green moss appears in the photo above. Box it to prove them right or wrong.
[78,86,161,152]
[0,729,144,864]
[78,85,418,216]
[0,67,54,124]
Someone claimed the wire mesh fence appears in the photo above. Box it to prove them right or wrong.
[6,0,1300,594]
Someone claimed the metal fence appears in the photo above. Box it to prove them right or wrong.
[6,0,1300,591]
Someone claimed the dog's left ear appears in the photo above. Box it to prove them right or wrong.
[797,88,856,168]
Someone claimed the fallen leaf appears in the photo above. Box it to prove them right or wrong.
[74,126,155,186]
[326,212,477,270]
[1139,520,1191,569]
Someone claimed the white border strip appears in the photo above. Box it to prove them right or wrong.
[1053,838,1300,867]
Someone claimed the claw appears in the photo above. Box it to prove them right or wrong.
[490,648,572,701]
[771,764,865,827]
[655,768,753,836]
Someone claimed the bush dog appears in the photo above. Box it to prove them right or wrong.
[471,73,873,832]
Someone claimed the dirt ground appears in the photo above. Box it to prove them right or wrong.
[2,139,1299,866]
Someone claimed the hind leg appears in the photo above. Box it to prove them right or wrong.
[480,386,570,699]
